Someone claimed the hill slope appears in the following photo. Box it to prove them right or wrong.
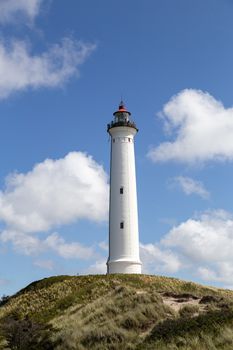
[0,274,233,349]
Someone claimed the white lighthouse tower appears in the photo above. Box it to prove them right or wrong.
[107,101,142,274]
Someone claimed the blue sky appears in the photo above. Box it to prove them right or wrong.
[1,0,233,295]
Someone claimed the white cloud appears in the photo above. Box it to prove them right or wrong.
[45,233,94,260]
[0,38,96,99]
[171,176,210,199]
[0,152,109,233]
[198,267,219,282]
[0,152,109,260]
[1,230,95,260]
[163,210,233,262]
[0,0,42,23]
[86,259,107,274]
[197,264,233,285]
[149,89,233,164]
[1,230,43,255]
[81,208,233,286]
[34,259,54,270]
[162,210,233,286]
[86,241,181,276]
[86,242,181,276]
[140,243,181,274]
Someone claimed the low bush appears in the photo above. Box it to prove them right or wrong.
[147,309,233,343]
[0,313,57,350]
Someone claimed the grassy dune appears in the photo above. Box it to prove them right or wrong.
[0,274,233,349]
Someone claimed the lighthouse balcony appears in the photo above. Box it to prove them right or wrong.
[107,120,138,132]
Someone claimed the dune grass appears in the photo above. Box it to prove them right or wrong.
[0,274,233,349]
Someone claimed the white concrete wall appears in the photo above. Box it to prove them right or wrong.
[107,126,142,274]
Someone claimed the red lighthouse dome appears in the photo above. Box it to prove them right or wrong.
[113,100,131,116]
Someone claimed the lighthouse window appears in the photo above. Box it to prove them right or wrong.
[120,221,124,229]
[120,187,124,194]
[113,138,115,143]
[128,138,131,142]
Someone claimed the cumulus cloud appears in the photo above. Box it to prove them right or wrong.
[162,210,233,286]
[1,230,95,260]
[86,209,233,286]
[140,243,181,274]
[171,176,210,199]
[149,89,233,164]
[0,152,108,232]
[0,152,109,259]
[0,38,96,99]
[45,233,94,259]
[163,210,233,262]
[0,0,42,23]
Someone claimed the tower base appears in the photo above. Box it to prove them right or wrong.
[107,259,142,274]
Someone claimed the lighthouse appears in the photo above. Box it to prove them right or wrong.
[107,101,142,274]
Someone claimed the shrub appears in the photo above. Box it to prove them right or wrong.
[147,309,233,343]
[0,313,57,350]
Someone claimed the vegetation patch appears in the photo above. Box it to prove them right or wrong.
[1,274,233,349]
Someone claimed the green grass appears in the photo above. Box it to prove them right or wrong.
[1,274,233,349]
